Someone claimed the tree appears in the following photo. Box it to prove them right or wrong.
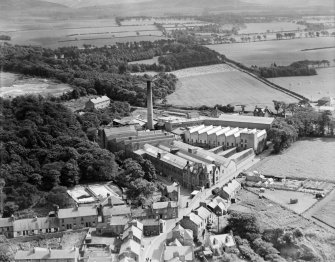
[45,186,71,208]
[268,119,298,153]
[228,213,261,241]
[3,202,19,217]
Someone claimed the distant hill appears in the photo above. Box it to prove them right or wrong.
[0,0,68,14]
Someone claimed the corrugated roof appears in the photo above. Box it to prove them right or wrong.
[15,248,79,260]
[198,125,213,135]
[188,125,205,134]
[13,217,59,232]
[215,127,231,136]
[207,126,222,135]
[58,206,97,219]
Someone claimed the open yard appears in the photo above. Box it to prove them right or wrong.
[252,138,335,182]
[207,37,335,67]
[268,67,335,101]
[0,72,72,98]
[262,189,317,214]
[166,64,298,110]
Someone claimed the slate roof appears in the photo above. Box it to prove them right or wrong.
[222,180,241,196]
[164,246,194,261]
[103,205,131,217]
[15,247,79,260]
[152,201,178,210]
[58,206,97,219]
[13,217,59,232]
[119,239,141,256]
[186,213,202,226]
[0,217,13,228]
[122,225,142,241]
[194,206,212,220]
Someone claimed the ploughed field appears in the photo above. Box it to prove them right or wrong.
[0,72,72,98]
[267,67,335,101]
[252,138,335,182]
[207,37,335,67]
[165,64,298,110]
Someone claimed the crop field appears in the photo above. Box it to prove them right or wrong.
[268,67,335,101]
[166,64,298,110]
[238,22,305,34]
[262,189,317,214]
[0,72,72,98]
[252,138,335,182]
[207,37,335,67]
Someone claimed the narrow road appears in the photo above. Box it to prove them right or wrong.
[143,155,260,261]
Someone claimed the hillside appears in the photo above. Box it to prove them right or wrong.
[0,0,67,14]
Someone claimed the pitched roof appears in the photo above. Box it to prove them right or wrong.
[103,205,131,217]
[58,206,97,219]
[166,182,179,193]
[194,206,211,220]
[15,247,79,260]
[122,225,142,241]
[186,213,202,226]
[100,195,124,206]
[210,234,236,248]
[222,180,241,196]
[169,239,182,246]
[0,217,13,228]
[109,216,130,226]
[164,246,194,261]
[119,239,141,256]
[141,219,160,226]
[152,201,178,210]
[13,217,59,232]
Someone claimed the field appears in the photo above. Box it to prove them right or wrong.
[312,190,335,229]
[252,138,335,182]
[207,37,335,67]
[262,189,317,214]
[0,16,166,48]
[165,64,298,110]
[0,72,72,98]
[268,67,335,101]
[238,22,304,34]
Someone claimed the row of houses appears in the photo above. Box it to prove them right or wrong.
[184,124,267,153]
[0,191,178,239]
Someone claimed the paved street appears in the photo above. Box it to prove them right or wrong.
[143,155,260,261]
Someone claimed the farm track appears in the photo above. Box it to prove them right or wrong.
[225,61,308,101]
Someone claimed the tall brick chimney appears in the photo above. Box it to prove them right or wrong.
[146,80,154,130]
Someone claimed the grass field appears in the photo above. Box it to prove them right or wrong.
[166,64,298,110]
[268,67,335,101]
[0,72,72,98]
[252,138,335,182]
[238,22,304,34]
[312,190,335,228]
[129,56,159,65]
[207,37,335,67]
[262,189,317,214]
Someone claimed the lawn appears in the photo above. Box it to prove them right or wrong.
[166,64,298,110]
[267,67,335,101]
[262,189,317,214]
[207,37,335,67]
[253,138,335,182]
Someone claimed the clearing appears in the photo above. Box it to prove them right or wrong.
[252,138,335,182]
[207,37,335,67]
[267,67,335,101]
[165,64,298,110]
[0,72,72,98]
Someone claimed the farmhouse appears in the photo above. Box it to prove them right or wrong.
[85,96,110,110]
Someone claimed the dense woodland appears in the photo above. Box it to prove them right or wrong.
[267,101,333,153]
[0,41,225,105]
